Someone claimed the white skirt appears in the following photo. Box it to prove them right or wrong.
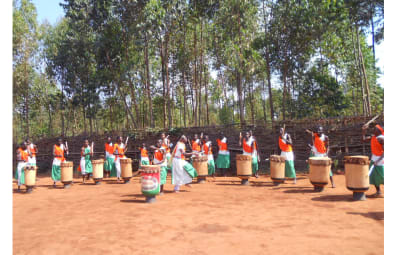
[80,157,86,175]
[172,158,192,186]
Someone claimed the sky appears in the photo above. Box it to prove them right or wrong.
[31,0,384,87]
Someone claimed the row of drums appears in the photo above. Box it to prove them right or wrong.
[236,154,371,201]
[22,158,163,203]
[22,155,371,201]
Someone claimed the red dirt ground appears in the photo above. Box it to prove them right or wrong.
[13,174,383,255]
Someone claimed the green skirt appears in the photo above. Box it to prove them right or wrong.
[252,156,258,174]
[52,165,61,181]
[141,159,150,166]
[104,157,115,171]
[160,166,167,185]
[183,162,198,178]
[216,154,230,169]
[369,161,384,186]
[166,154,172,171]
[15,165,25,185]
[285,160,296,178]
[84,159,93,174]
[208,160,216,175]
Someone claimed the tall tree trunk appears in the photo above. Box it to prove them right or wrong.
[24,62,30,138]
[144,33,154,128]
[262,0,275,122]
[351,26,366,115]
[165,33,172,128]
[205,73,209,125]
[116,81,138,129]
[282,58,288,121]
[357,29,371,115]
[160,41,167,128]
[193,26,198,126]
[262,79,267,122]
[182,70,187,128]
[236,8,245,125]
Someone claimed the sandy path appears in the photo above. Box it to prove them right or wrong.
[13,174,383,255]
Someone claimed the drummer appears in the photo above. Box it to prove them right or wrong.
[113,136,128,182]
[191,134,202,155]
[104,136,116,178]
[202,135,216,177]
[15,142,30,191]
[161,133,172,172]
[150,140,167,194]
[78,139,93,183]
[239,131,260,178]
[279,128,296,184]
[51,138,68,187]
[362,124,384,197]
[306,127,335,188]
[139,143,150,166]
[216,132,230,176]
[171,135,198,192]
[25,139,38,166]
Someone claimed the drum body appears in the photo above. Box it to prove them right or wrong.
[270,155,286,183]
[92,159,104,180]
[141,165,161,197]
[120,158,133,179]
[192,155,208,177]
[344,156,370,192]
[236,154,252,179]
[308,157,331,187]
[61,161,73,183]
[24,165,37,187]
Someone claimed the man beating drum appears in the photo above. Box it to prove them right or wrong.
[239,131,260,178]
[305,126,336,188]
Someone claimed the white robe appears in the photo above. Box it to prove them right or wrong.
[280,133,294,161]
[172,142,192,186]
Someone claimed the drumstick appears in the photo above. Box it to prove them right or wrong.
[125,136,129,146]
[91,142,94,155]
[368,165,375,176]
[65,141,69,156]
[282,124,286,136]
[363,114,381,129]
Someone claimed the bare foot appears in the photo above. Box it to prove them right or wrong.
[331,184,336,188]
[185,184,192,188]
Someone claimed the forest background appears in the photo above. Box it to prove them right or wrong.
[13,0,384,143]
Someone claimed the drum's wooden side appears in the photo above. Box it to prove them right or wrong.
[309,164,330,186]
[345,163,369,192]
[236,158,252,177]
[121,159,132,178]
[270,161,285,180]
[24,167,36,186]
[61,162,73,182]
[92,160,104,179]
[193,161,208,176]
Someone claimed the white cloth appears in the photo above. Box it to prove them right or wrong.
[371,134,384,166]
[153,148,167,166]
[80,157,86,175]
[28,156,36,165]
[52,158,62,166]
[141,156,149,162]
[17,162,27,186]
[280,134,294,160]
[105,142,113,158]
[312,134,327,157]
[172,158,192,186]
[205,141,214,161]
[243,136,258,158]
[114,143,125,178]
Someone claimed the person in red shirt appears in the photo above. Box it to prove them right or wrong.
[362,124,384,196]
[139,143,150,166]
[15,142,30,191]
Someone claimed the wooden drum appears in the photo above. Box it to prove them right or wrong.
[308,157,332,191]
[270,155,286,185]
[61,161,73,189]
[141,165,161,203]
[236,154,252,185]
[344,156,370,201]
[24,165,37,193]
[120,158,132,183]
[193,155,208,183]
[91,159,104,185]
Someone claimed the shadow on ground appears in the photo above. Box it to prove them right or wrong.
[347,211,384,221]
